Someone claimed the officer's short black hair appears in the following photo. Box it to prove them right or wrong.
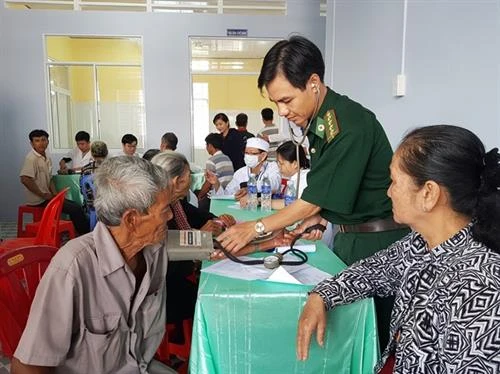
[161,132,178,151]
[205,133,223,150]
[258,35,325,92]
[261,108,274,121]
[235,113,248,127]
[121,133,138,145]
[75,131,90,142]
[29,129,49,141]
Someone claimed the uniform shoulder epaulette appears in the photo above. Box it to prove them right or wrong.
[323,110,341,143]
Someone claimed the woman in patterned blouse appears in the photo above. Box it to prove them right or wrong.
[297,125,500,373]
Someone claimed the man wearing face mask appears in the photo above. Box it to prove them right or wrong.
[205,137,281,200]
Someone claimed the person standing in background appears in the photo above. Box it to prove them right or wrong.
[257,107,286,161]
[212,112,245,170]
[235,113,254,142]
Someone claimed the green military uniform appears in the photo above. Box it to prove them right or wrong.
[300,87,409,349]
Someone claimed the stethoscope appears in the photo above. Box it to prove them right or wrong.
[213,224,326,269]
[246,161,268,183]
[285,86,321,198]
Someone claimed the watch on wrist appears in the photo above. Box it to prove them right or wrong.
[254,219,266,235]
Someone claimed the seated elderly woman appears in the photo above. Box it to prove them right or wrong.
[80,140,109,230]
[12,156,176,374]
[297,125,500,373]
[151,151,236,334]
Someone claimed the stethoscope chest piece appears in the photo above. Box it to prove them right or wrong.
[263,253,283,269]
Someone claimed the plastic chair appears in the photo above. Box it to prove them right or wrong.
[156,319,193,374]
[0,189,68,253]
[24,218,76,248]
[17,205,45,237]
[0,245,58,357]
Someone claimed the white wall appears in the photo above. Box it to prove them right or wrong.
[326,0,500,150]
[0,1,324,220]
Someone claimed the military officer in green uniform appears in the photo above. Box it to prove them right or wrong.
[217,35,409,350]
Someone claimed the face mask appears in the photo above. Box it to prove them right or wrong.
[244,154,260,168]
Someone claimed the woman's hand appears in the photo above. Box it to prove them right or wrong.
[296,293,327,361]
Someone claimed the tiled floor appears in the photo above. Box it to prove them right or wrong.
[0,221,17,240]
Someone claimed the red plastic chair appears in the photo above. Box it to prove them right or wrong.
[17,205,45,237]
[0,245,58,357]
[156,319,193,374]
[0,189,68,253]
[24,218,76,248]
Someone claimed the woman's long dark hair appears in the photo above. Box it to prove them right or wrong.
[398,125,500,252]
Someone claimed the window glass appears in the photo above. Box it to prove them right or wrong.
[45,36,145,150]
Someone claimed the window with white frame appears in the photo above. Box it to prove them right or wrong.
[45,36,145,150]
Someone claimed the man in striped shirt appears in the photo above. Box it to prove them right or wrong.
[197,133,234,203]
[257,107,286,161]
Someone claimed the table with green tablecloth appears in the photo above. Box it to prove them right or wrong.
[189,199,380,374]
[52,174,83,205]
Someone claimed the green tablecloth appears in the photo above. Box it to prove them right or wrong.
[189,200,380,374]
[52,174,83,205]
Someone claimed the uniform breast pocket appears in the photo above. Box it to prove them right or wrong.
[80,314,127,374]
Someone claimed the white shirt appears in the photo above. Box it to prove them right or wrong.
[70,148,93,169]
[213,161,281,196]
[289,169,310,198]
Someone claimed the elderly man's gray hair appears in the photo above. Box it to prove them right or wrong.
[151,150,190,179]
[94,156,170,226]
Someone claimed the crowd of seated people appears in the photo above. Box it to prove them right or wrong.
[11,113,500,374]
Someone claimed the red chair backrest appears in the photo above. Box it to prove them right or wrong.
[33,188,67,246]
[0,245,58,357]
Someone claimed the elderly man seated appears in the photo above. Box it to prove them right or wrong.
[12,156,176,374]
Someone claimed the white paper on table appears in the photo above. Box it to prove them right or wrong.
[209,194,236,200]
[267,266,301,284]
[226,203,242,210]
[275,244,316,254]
[202,254,333,285]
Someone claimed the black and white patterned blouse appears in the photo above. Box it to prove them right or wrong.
[313,224,500,373]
